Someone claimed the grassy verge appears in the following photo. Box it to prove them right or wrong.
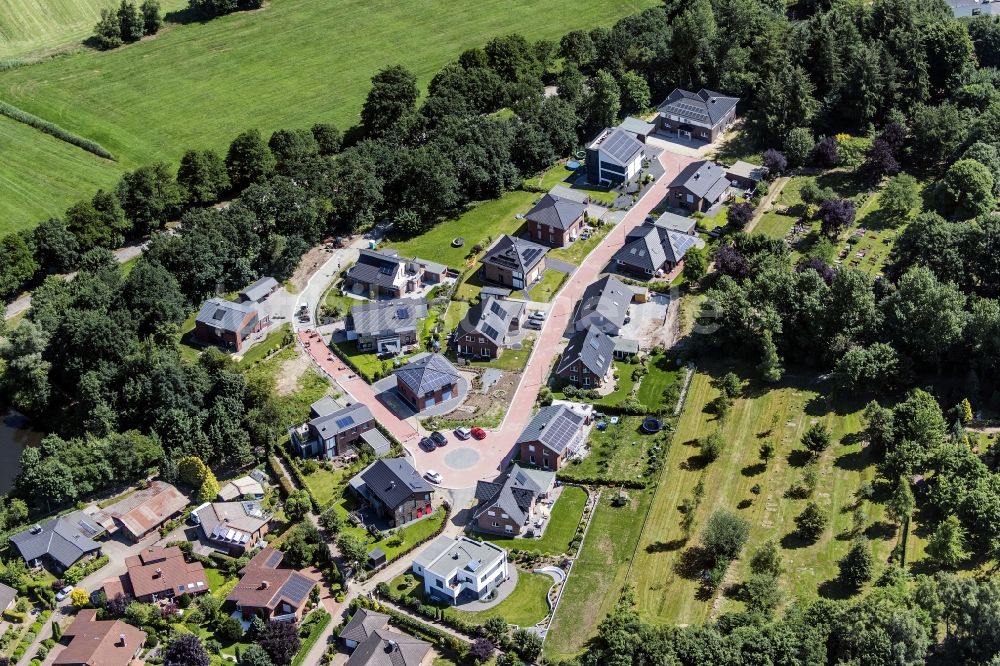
[527,269,568,303]
[547,224,611,265]
[483,485,587,555]
[524,161,618,205]
[237,323,292,368]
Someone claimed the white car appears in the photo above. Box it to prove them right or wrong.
[56,586,73,602]
[425,470,443,485]
[529,310,546,321]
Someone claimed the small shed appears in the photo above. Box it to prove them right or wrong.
[368,547,387,568]
[360,429,392,457]
[631,285,650,303]
[239,277,279,303]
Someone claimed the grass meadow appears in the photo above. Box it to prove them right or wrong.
[0,0,657,233]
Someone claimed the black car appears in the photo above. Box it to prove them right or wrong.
[430,431,448,447]
[419,437,435,452]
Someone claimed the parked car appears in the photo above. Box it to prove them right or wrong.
[524,319,542,330]
[430,431,448,447]
[425,470,443,484]
[454,427,472,440]
[419,437,435,452]
[471,427,487,440]
[529,310,546,321]
[56,586,72,602]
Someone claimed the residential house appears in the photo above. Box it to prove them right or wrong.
[394,353,461,412]
[289,395,376,459]
[339,608,433,666]
[947,0,1000,16]
[656,88,739,143]
[102,546,209,603]
[650,211,698,236]
[619,116,657,143]
[192,501,271,555]
[454,296,523,360]
[526,192,587,247]
[472,464,556,536]
[516,404,587,470]
[217,475,266,502]
[0,584,15,613]
[412,536,508,604]
[585,126,645,186]
[554,326,615,390]
[480,235,548,289]
[613,223,701,277]
[574,275,634,336]
[226,547,318,622]
[53,609,145,666]
[10,512,103,573]
[238,276,279,303]
[94,481,190,543]
[345,249,447,299]
[193,298,269,352]
[666,160,731,212]
[726,160,766,192]
[349,458,434,527]
[345,298,429,356]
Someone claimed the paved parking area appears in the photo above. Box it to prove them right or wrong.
[619,292,671,349]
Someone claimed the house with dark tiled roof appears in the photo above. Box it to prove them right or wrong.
[472,464,555,536]
[667,160,731,212]
[613,222,702,278]
[480,235,548,289]
[346,298,428,356]
[585,126,645,186]
[657,88,739,143]
[517,404,587,470]
[554,325,615,390]
[526,193,587,247]
[339,608,433,666]
[102,545,209,603]
[349,458,434,527]
[193,297,269,352]
[454,296,523,360]
[53,609,145,666]
[345,249,447,300]
[289,395,376,459]
[393,353,461,412]
[574,275,634,337]
[226,547,318,622]
[10,512,103,573]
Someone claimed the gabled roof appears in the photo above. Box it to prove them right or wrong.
[55,609,146,666]
[556,326,615,379]
[616,224,700,272]
[516,404,586,455]
[576,275,633,330]
[587,127,644,167]
[726,160,765,182]
[526,193,586,231]
[195,298,260,333]
[227,553,317,613]
[195,501,271,547]
[0,583,15,611]
[100,481,189,540]
[359,458,432,510]
[670,160,730,200]
[346,627,432,666]
[239,276,278,302]
[650,211,697,235]
[657,88,739,127]
[349,299,428,337]
[311,402,374,439]
[118,546,208,600]
[481,235,548,274]
[473,464,555,525]
[11,512,103,570]
[457,296,522,346]
[218,476,266,501]
[394,353,460,395]
[347,249,445,288]
[339,607,391,644]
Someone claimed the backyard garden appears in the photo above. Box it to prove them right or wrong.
[483,485,589,556]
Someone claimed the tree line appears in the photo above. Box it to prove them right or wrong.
[93,0,161,50]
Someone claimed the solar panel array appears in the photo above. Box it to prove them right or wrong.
[522,247,543,266]
[282,573,316,603]
[263,549,283,568]
[489,300,505,317]
[379,264,393,275]
[600,129,642,165]
[335,415,355,429]
[670,231,699,257]
[397,307,409,320]
[543,412,584,451]
[665,100,710,124]
[482,324,501,342]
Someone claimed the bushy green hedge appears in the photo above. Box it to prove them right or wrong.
[0,101,116,160]
[63,554,110,585]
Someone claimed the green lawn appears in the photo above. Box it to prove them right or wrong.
[548,224,611,266]
[302,465,351,507]
[527,269,568,303]
[449,337,534,372]
[244,345,332,425]
[332,341,390,383]
[323,284,367,318]
[524,161,618,205]
[484,485,587,555]
[552,360,639,407]
[627,365,925,627]
[0,0,657,232]
[237,323,292,367]
[0,0,187,58]
[544,489,652,661]
[443,300,471,334]
[558,416,659,485]
[636,352,682,411]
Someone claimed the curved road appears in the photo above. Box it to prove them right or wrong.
[301,149,696,491]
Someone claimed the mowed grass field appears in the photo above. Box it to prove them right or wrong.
[0,0,186,59]
[628,365,925,626]
[0,0,659,233]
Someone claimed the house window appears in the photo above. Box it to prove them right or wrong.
[505,524,513,533]
[479,337,485,344]
[487,510,495,516]
[686,194,694,203]
[584,377,590,385]
[530,455,535,464]
[465,335,472,341]
[493,521,500,527]
[645,268,652,275]
[537,228,543,240]
[570,374,577,381]
[528,445,535,452]
[435,579,444,588]
[543,457,549,468]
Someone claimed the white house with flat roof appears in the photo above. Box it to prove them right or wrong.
[411,535,508,605]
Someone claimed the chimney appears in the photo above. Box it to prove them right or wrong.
[260,580,270,589]
[119,634,126,647]
[155,568,162,578]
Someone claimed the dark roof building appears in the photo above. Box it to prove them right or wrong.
[526,193,587,247]
[227,547,318,621]
[657,88,739,143]
[585,126,645,186]
[239,276,279,303]
[193,297,269,352]
[517,405,586,457]
[11,512,103,572]
[393,353,461,413]
[455,296,523,359]
[346,298,428,355]
[290,398,376,459]
[351,458,435,528]
[613,224,700,277]
[667,160,731,212]
[339,608,433,666]
[345,249,447,299]
[480,235,548,289]
[554,326,615,389]
[575,275,634,336]
[473,464,555,536]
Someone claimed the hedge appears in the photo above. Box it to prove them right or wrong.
[291,608,331,666]
[352,597,470,657]
[0,101,116,160]
[63,554,110,585]
[2,609,26,624]
[269,453,297,497]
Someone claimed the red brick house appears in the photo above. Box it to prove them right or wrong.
[349,458,434,527]
[226,547,318,622]
[516,405,586,470]
[102,546,209,603]
[480,235,548,290]
[193,298,268,352]
[472,464,555,536]
[393,353,461,412]
[553,326,615,389]
[454,296,523,360]
[526,193,587,247]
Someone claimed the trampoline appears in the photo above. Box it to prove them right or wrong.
[566,160,581,170]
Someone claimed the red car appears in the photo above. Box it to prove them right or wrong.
[470,427,487,440]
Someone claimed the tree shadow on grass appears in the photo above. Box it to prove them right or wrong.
[818,577,856,600]
[780,531,815,550]
[865,521,898,541]
[834,450,869,471]
[646,538,687,553]
[682,438,701,448]
[674,546,711,580]
[682,455,710,471]
[741,463,766,477]
[787,449,812,468]
[163,6,215,24]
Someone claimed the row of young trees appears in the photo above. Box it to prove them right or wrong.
[93,0,161,50]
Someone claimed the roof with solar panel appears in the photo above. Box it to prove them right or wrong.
[456,295,524,346]
[615,223,703,271]
[587,126,645,167]
[481,234,549,273]
[657,88,740,127]
[310,401,374,438]
[556,325,615,378]
[348,298,428,337]
[394,352,461,395]
[516,404,586,454]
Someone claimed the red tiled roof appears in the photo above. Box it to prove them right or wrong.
[119,546,208,600]
[54,609,146,666]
